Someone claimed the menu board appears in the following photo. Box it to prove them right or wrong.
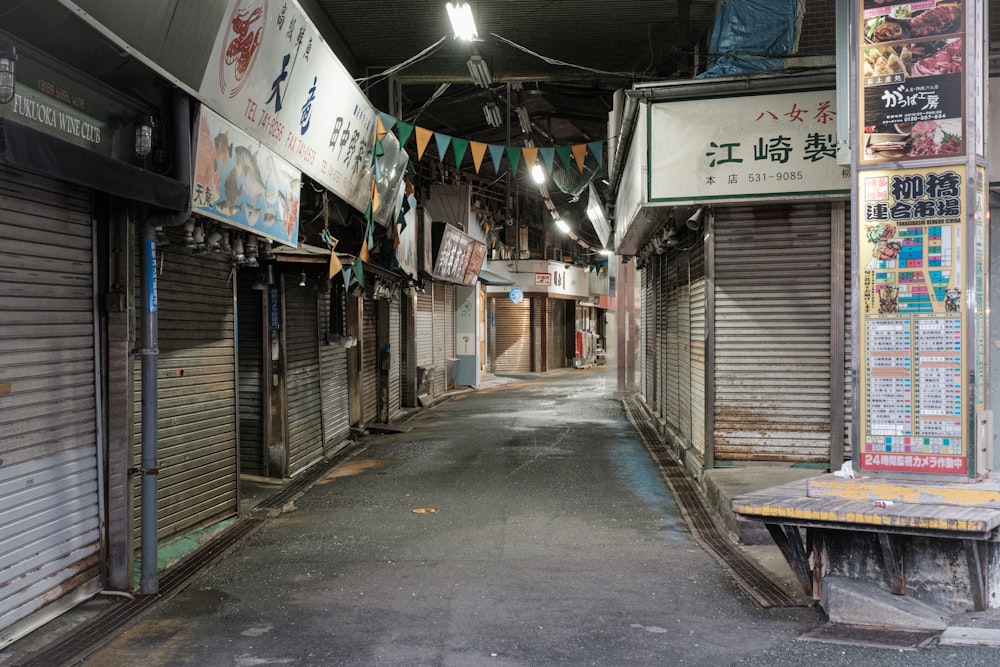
[859,0,965,163]
[858,165,968,474]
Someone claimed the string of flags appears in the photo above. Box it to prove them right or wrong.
[376,111,605,176]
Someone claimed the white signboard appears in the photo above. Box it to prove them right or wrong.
[648,89,850,202]
[199,0,376,212]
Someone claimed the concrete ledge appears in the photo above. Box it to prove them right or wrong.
[703,467,822,545]
[821,576,948,631]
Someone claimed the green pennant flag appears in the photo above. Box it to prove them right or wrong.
[588,140,603,167]
[353,258,365,288]
[505,146,522,177]
[365,200,373,223]
[434,132,452,161]
[397,120,415,148]
[374,136,385,159]
[452,137,469,168]
[488,144,504,173]
[555,145,572,174]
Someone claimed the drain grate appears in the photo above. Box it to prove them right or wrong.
[19,442,368,667]
[623,396,805,608]
[799,623,939,649]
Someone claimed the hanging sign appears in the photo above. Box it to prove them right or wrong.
[857,164,968,474]
[509,287,524,304]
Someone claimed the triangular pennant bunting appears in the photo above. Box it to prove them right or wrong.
[572,144,587,172]
[354,254,366,286]
[488,144,504,173]
[505,146,522,177]
[452,138,469,168]
[539,146,555,174]
[415,126,433,161]
[470,141,488,173]
[522,147,538,172]
[375,115,387,141]
[342,265,352,292]
[396,121,415,148]
[588,140,603,168]
[434,132,452,161]
[328,252,342,279]
[555,145,572,174]
[379,112,397,135]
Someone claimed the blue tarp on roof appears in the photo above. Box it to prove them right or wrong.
[698,0,801,78]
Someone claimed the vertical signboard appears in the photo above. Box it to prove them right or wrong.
[855,0,986,478]
[858,166,967,474]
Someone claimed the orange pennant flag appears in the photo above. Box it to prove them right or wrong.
[522,146,539,172]
[470,141,488,174]
[376,115,387,141]
[572,144,588,173]
[360,237,370,263]
[415,126,433,161]
[328,251,343,278]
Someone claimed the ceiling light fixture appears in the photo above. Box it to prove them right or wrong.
[483,102,503,127]
[531,163,545,184]
[555,218,570,234]
[467,55,491,88]
[516,107,531,135]
[135,114,154,158]
[446,2,478,41]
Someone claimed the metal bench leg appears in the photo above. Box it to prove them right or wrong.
[766,523,813,597]
[877,532,905,595]
[964,540,987,612]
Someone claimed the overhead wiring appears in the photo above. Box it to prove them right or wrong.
[355,35,448,86]
[488,32,644,80]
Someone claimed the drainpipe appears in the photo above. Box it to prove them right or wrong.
[138,91,193,595]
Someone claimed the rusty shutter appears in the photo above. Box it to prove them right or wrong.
[133,242,237,545]
[0,167,102,646]
[236,274,265,475]
[713,203,833,463]
[284,279,323,477]
[493,297,532,373]
[318,292,350,452]
[361,295,378,423]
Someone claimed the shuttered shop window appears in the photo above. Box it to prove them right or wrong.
[318,293,350,450]
[236,274,265,475]
[132,248,237,544]
[690,234,707,456]
[361,295,378,422]
[493,298,532,374]
[546,298,568,370]
[713,203,833,463]
[285,281,323,476]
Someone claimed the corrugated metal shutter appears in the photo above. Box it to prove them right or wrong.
[547,299,568,370]
[416,291,434,368]
[656,256,667,418]
[284,280,323,477]
[486,297,496,374]
[0,168,101,645]
[676,250,691,439]
[236,273,265,475]
[842,218,854,463]
[640,267,651,400]
[690,234,707,456]
[713,203,832,463]
[531,297,543,372]
[442,286,455,392]
[388,297,402,421]
[361,295,378,422]
[432,283,447,395]
[665,255,679,424]
[133,246,237,544]
[493,298,532,373]
[318,293,350,452]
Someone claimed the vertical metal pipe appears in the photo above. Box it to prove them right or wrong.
[139,221,159,594]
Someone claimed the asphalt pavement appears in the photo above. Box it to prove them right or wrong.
[18,367,1000,666]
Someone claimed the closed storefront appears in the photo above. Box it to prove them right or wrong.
[546,298,569,370]
[0,167,102,645]
[492,297,532,374]
[132,243,238,545]
[712,203,835,464]
[387,297,402,422]
[319,288,351,451]
[236,274,265,475]
[361,294,378,423]
[284,277,324,477]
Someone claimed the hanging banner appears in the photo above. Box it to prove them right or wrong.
[198,0,376,212]
[859,0,965,163]
[192,106,301,246]
[857,164,968,475]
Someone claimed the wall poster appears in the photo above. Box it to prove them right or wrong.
[858,165,968,474]
[859,0,965,163]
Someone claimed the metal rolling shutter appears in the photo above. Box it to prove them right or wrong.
[236,274,265,475]
[388,297,402,421]
[285,281,323,477]
[0,168,101,645]
[690,235,707,456]
[318,293,350,451]
[676,250,692,439]
[665,254,679,425]
[713,203,833,463]
[493,298,532,373]
[432,283,447,395]
[361,295,378,422]
[656,256,667,419]
[546,299,568,370]
[442,286,455,392]
[486,297,496,374]
[640,267,651,400]
[842,217,854,463]
[531,297,543,372]
[132,247,237,545]
[416,290,434,368]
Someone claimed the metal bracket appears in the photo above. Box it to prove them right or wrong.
[128,466,160,476]
[766,523,813,597]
